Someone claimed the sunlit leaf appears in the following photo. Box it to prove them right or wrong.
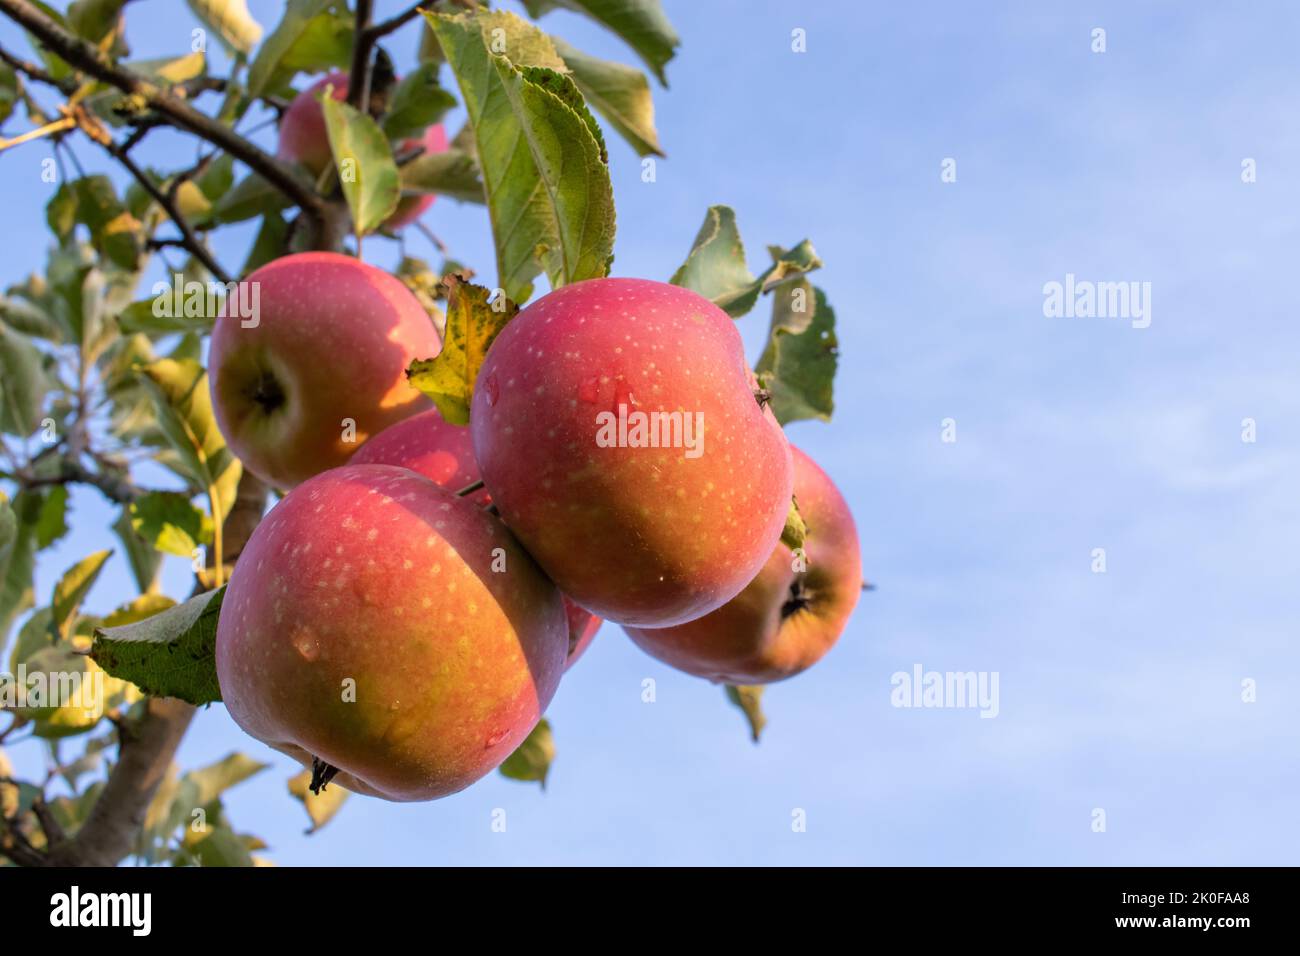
[406,278,517,425]
[49,549,112,643]
[320,90,400,237]
[185,0,263,57]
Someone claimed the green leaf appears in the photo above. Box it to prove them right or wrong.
[754,279,838,425]
[49,550,112,644]
[670,206,823,318]
[551,37,662,156]
[241,212,289,276]
[185,0,263,57]
[523,0,680,87]
[780,497,807,552]
[182,752,268,807]
[382,62,456,140]
[45,181,78,240]
[67,0,128,47]
[0,322,49,436]
[399,149,485,205]
[130,492,214,558]
[182,823,255,867]
[498,718,555,788]
[34,485,69,549]
[72,176,143,271]
[157,754,267,864]
[0,60,18,127]
[0,493,15,560]
[406,278,517,426]
[0,494,38,652]
[669,205,753,313]
[112,509,163,596]
[430,10,616,303]
[288,769,349,834]
[136,358,242,528]
[213,172,292,224]
[246,0,333,100]
[90,587,225,704]
[320,89,400,237]
[102,593,177,629]
[124,52,207,85]
[115,297,213,336]
[278,10,354,74]
[725,684,767,743]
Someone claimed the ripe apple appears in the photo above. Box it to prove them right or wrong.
[470,277,794,628]
[209,251,439,489]
[623,445,862,684]
[277,70,448,230]
[353,409,602,668]
[215,464,569,801]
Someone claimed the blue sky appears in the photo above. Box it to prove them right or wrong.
[4,0,1299,864]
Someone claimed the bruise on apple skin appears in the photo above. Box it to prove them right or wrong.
[469,277,795,628]
[623,445,862,686]
[214,465,568,802]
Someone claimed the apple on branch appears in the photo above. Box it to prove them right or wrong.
[469,277,795,629]
[208,252,439,489]
[215,464,569,801]
[353,409,602,668]
[624,445,863,684]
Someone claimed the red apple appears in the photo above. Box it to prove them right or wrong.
[470,277,794,628]
[215,464,569,801]
[209,252,439,489]
[624,445,862,684]
[277,70,448,230]
[353,409,602,668]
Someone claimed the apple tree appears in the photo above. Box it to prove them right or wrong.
[0,0,846,866]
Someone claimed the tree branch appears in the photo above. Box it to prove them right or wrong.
[0,0,325,223]
[35,469,267,868]
[40,697,194,867]
[16,457,145,504]
[347,0,376,110]
[99,134,233,285]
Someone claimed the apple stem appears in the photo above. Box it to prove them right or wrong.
[309,756,340,795]
[454,478,485,498]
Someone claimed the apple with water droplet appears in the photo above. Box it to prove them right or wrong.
[470,277,794,628]
[354,409,602,667]
[623,445,862,684]
[209,252,438,489]
[215,464,568,801]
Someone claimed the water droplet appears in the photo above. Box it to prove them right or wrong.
[483,373,500,407]
[292,631,320,662]
[578,375,599,403]
[485,729,508,748]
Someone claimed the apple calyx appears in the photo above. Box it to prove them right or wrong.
[310,756,341,795]
[246,368,286,416]
[780,578,815,620]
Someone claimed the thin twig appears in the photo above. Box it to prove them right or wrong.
[0,4,325,222]
[99,136,233,285]
[0,115,75,152]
